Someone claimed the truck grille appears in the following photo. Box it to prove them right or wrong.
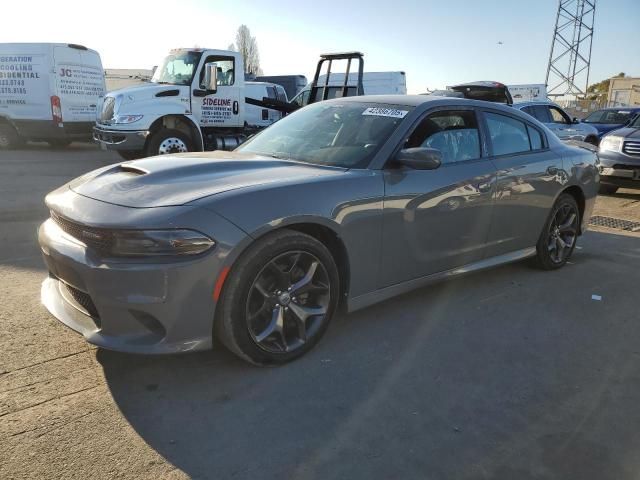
[51,211,114,255]
[100,96,115,123]
[623,141,640,156]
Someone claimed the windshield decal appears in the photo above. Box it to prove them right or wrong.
[362,107,408,119]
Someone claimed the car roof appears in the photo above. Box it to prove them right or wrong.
[323,94,516,112]
[512,100,558,108]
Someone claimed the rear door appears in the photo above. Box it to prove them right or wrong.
[53,45,105,123]
[380,107,497,286]
[479,109,564,257]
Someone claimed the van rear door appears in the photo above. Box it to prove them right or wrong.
[53,45,105,124]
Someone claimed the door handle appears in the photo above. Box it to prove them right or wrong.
[193,89,207,97]
[547,166,559,175]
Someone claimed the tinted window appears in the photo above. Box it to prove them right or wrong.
[522,105,552,123]
[485,112,531,156]
[266,86,277,100]
[549,106,569,124]
[406,110,481,164]
[527,125,544,150]
[583,109,633,124]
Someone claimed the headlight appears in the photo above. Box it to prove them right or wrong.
[113,114,143,124]
[599,136,622,153]
[110,229,215,257]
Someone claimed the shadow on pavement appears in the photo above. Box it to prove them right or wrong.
[98,231,640,480]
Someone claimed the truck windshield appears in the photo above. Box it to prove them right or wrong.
[151,51,202,86]
[236,102,411,169]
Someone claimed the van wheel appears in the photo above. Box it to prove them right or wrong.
[146,128,193,157]
[47,139,72,149]
[0,124,24,150]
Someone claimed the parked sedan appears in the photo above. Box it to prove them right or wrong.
[581,107,640,138]
[598,113,640,194]
[39,95,599,365]
[514,101,600,145]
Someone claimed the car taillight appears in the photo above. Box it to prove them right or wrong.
[51,96,63,126]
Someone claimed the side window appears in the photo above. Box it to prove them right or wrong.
[527,125,544,150]
[406,110,481,164]
[522,106,536,118]
[199,55,235,88]
[549,106,569,124]
[276,85,287,102]
[485,112,531,156]
[266,86,277,100]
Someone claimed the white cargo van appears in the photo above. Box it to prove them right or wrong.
[0,43,105,148]
[290,71,407,107]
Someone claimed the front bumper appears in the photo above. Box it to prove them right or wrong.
[38,218,221,354]
[93,125,149,151]
[598,150,640,189]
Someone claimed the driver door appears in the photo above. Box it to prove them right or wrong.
[191,54,242,128]
[379,108,497,287]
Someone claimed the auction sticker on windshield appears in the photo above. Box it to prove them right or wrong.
[362,107,408,119]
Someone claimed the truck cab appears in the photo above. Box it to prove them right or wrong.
[94,48,276,159]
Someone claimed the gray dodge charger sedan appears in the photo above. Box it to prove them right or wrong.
[39,95,599,365]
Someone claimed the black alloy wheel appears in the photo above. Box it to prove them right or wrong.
[535,193,579,270]
[246,251,331,354]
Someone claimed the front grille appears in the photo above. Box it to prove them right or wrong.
[63,283,100,320]
[51,211,114,255]
[100,96,115,123]
[589,215,640,232]
[623,141,640,156]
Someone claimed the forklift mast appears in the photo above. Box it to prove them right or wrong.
[308,51,365,105]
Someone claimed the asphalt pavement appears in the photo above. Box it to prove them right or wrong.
[1,144,640,480]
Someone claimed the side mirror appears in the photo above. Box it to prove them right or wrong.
[203,62,218,93]
[395,147,442,170]
[573,117,580,124]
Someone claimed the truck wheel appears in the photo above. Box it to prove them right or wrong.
[47,139,72,149]
[117,150,144,161]
[146,128,193,157]
[0,124,24,150]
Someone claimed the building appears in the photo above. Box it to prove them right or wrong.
[607,76,640,107]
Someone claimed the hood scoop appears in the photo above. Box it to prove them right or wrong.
[117,163,149,175]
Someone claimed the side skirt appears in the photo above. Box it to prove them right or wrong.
[347,247,537,312]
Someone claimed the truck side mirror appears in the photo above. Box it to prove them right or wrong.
[203,63,218,93]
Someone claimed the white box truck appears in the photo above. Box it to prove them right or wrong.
[0,43,105,148]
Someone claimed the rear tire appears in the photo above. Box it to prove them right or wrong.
[145,128,193,157]
[0,124,24,150]
[216,229,340,366]
[598,184,618,195]
[534,193,580,270]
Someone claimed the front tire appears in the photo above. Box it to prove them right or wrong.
[534,193,580,270]
[216,230,340,366]
[145,128,193,157]
[598,184,618,195]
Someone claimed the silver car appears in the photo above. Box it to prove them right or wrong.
[514,101,599,145]
[39,95,599,365]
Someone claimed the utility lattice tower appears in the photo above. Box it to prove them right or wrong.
[545,0,596,98]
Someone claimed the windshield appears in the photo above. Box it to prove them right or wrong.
[236,102,411,168]
[583,109,634,124]
[151,51,202,86]
[631,115,640,128]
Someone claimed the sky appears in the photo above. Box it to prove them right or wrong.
[1,0,638,94]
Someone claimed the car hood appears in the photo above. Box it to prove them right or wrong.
[69,151,345,208]
[108,82,183,100]
[605,127,640,139]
